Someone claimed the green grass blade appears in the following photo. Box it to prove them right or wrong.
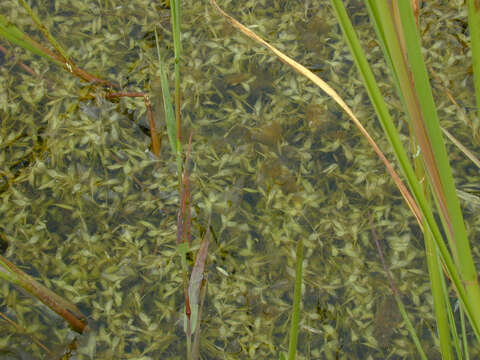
[329,0,458,292]
[461,305,470,360]
[397,1,469,254]
[467,0,480,123]
[425,225,454,359]
[154,28,182,176]
[396,0,480,338]
[445,298,463,360]
[331,0,480,343]
[0,14,61,65]
[155,30,177,155]
[371,218,428,358]
[394,293,428,360]
[171,0,182,57]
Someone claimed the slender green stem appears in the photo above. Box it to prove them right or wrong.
[170,0,183,185]
[425,226,453,359]
[461,305,470,360]
[171,0,182,148]
[18,0,73,69]
[467,0,480,125]
[0,14,62,65]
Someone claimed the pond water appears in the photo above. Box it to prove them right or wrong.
[0,0,479,359]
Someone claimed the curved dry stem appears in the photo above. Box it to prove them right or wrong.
[209,0,422,228]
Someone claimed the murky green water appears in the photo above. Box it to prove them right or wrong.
[1,0,479,358]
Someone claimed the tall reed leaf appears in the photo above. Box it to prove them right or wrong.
[397,0,480,338]
[333,0,480,342]
[467,0,480,123]
[154,29,182,176]
[322,4,468,330]
[210,0,480,354]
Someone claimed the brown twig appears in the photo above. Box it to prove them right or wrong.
[106,92,161,158]
[0,44,40,77]
[0,255,87,333]
[106,92,145,98]
[145,95,161,157]
[2,23,163,157]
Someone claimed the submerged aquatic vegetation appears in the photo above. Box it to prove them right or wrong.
[210,0,480,357]
[0,0,479,359]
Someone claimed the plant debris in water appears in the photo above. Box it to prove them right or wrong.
[0,0,479,358]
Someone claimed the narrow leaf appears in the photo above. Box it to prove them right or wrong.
[187,226,210,333]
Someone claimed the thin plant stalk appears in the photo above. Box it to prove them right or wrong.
[175,134,194,358]
[107,92,161,157]
[145,95,162,158]
[187,226,210,337]
[170,0,183,147]
[370,219,427,359]
[441,127,480,170]
[444,285,464,360]
[461,306,470,360]
[0,14,117,87]
[287,238,303,360]
[18,0,72,67]
[425,224,453,359]
[185,225,210,360]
